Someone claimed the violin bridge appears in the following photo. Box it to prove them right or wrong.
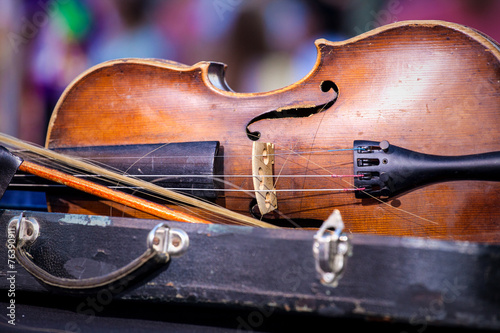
[252,142,278,215]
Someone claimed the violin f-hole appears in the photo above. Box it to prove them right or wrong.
[245,80,339,141]
[320,80,338,93]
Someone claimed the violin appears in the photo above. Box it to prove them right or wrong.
[18,21,500,242]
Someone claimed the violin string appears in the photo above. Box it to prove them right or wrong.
[265,100,441,229]
[55,150,272,226]
[13,173,362,179]
[62,147,364,160]
[12,170,364,192]
[23,155,357,205]
[294,101,330,213]
[273,140,295,192]
[9,181,364,193]
[0,134,276,228]
[12,144,363,191]
[102,141,199,220]
[31,144,275,224]
[76,140,354,220]
[7,137,437,226]
[11,143,360,180]
[86,187,365,193]
[51,154,246,226]
[46,147,363,161]
[37,143,359,191]
[12,147,368,227]
[280,145,440,226]
[118,181,247,226]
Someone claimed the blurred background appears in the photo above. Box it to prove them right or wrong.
[0,0,499,146]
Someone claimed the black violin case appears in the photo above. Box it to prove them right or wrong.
[1,208,499,332]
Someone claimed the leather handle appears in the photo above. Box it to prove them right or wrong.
[9,214,189,294]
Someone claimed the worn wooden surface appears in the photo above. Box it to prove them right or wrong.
[45,21,500,242]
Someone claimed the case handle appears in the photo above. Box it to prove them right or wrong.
[8,213,188,294]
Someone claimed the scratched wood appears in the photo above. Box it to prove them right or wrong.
[45,21,500,243]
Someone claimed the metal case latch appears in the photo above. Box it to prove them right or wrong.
[313,210,352,287]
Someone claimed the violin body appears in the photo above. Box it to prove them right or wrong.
[45,21,500,242]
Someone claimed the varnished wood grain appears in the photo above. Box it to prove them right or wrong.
[46,21,500,242]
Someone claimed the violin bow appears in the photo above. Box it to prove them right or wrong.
[0,132,277,228]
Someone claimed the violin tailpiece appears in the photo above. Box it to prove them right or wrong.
[353,140,500,198]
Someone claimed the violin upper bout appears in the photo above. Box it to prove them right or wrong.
[313,20,500,61]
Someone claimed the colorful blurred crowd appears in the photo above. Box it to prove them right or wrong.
[0,0,499,145]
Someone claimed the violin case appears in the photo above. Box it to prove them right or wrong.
[1,208,499,332]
